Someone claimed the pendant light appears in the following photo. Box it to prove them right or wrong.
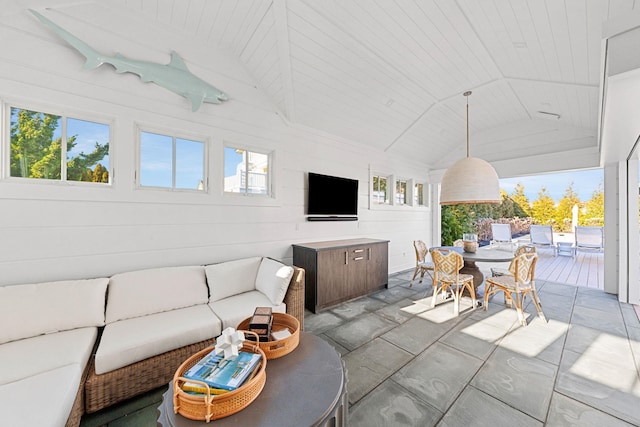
[439,91,500,205]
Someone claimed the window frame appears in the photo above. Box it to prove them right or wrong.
[413,181,430,208]
[395,178,408,205]
[2,101,113,186]
[368,166,430,210]
[135,124,209,193]
[371,174,391,205]
[223,143,272,197]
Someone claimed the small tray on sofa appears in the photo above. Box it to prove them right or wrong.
[237,312,300,360]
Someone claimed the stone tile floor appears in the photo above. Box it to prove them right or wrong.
[81,269,640,426]
[306,269,640,426]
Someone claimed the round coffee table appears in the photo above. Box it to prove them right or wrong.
[157,332,347,427]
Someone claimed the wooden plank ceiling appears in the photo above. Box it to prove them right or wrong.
[83,1,640,169]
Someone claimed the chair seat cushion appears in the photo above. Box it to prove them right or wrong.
[0,363,83,427]
[418,261,434,269]
[95,305,221,374]
[0,327,97,386]
[209,290,286,330]
[490,267,511,277]
[486,276,533,291]
[439,273,474,284]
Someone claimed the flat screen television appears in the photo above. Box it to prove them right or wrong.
[307,172,358,216]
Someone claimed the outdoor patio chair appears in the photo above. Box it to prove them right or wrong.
[429,248,477,315]
[410,240,434,287]
[575,226,604,252]
[484,252,546,326]
[490,223,515,249]
[529,225,557,255]
[453,239,463,247]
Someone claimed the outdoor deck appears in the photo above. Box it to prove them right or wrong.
[534,250,604,289]
[478,232,604,290]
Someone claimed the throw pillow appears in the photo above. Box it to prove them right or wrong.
[255,258,294,305]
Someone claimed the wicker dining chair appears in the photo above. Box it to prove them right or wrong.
[410,240,435,287]
[490,245,536,277]
[429,248,476,315]
[484,252,545,326]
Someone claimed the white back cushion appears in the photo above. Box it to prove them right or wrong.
[208,291,286,330]
[0,278,108,345]
[205,257,262,302]
[255,258,294,305]
[105,266,207,323]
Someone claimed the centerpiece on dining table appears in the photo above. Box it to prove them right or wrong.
[462,233,478,253]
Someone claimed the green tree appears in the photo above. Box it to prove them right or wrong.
[582,184,604,226]
[11,109,61,179]
[531,187,556,226]
[510,183,531,216]
[555,182,580,232]
[493,189,527,218]
[10,109,109,182]
[441,205,474,245]
[67,137,110,182]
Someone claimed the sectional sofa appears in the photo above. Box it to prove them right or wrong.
[0,256,304,427]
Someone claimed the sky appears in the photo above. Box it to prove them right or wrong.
[499,168,604,202]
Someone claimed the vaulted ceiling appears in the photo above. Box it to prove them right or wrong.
[17,1,640,172]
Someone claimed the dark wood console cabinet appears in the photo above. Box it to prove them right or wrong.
[292,238,389,313]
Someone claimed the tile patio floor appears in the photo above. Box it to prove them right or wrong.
[305,268,640,427]
[81,266,640,427]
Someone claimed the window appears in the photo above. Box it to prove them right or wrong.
[224,146,270,195]
[395,179,407,205]
[415,183,425,206]
[139,130,205,190]
[372,175,389,204]
[9,107,109,183]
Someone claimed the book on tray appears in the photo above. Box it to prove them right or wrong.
[182,349,262,391]
[181,381,230,395]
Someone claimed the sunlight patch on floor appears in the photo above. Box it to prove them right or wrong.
[459,318,510,343]
[570,333,640,392]
[415,298,477,323]
[498,319,567,357]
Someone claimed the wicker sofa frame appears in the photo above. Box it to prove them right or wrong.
[81,266,305,417]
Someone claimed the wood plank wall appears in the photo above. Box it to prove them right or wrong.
[0,5,431,286]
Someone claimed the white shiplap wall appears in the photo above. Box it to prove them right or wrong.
[0,6,431,286]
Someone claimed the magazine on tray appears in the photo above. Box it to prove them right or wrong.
[183,350,262,391]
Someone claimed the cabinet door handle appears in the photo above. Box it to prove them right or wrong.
[354,249,364,253]
[345,251,348,265]
[354,256,364,261]
[368,248,371,260]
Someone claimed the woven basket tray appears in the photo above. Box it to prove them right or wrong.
[237,312,300,360]
[172,339,266,423]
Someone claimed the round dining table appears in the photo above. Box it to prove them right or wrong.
[459,246,515,287]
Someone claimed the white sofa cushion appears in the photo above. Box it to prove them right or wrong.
[208,290,286,330]
[206,257,262,302]
[95,304,221,374]
[0,278,108,345]
[0,364,83,427]
[0,327,97,386]
[255,258,294,305]
[106,265,208,323]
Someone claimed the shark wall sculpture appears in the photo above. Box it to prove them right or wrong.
[29,9,228,112]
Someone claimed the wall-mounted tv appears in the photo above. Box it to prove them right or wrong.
[307,172,358,219]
